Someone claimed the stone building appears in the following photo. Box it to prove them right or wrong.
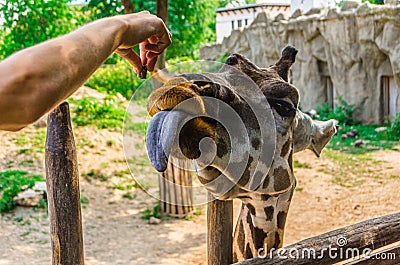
[216,1,290,43]
[291,0,336,14]
[202,2,400,124]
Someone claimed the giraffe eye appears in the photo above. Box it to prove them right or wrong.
[268,99,296,117]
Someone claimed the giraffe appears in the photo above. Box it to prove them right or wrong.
[145,46,337,261]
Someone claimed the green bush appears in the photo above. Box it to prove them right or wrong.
[84,59,145,99]
[388,113,400,140]
[0,170,43,212]
[69,96,126,130]
[166,57,223,75]
[316,97,357,126]
[140,204,161,220]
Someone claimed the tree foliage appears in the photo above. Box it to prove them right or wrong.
[365,0,384,4]
[86,0,235,60]
[0,0,87,58]
[0,0,255,60]
[167,0,216,59]
[84,0,126,19]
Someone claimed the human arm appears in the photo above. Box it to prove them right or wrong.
[0,11,171,131]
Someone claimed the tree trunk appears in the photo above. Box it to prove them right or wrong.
[121,0,135,14]
[155,0,168,69]
[159,157,194,218]
[45,102,84,265]
[155,0,194,218]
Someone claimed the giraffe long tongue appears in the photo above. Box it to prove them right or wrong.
[146,111,169,172]
[146,110,188,172]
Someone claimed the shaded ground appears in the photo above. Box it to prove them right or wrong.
[0,90,399,265]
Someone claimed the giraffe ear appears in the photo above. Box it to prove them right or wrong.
[293,112,337,157]
[309,119,338,157]
[275,46,298,82]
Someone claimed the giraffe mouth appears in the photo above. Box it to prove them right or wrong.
[146,110,182,172]
[146,109,204,172]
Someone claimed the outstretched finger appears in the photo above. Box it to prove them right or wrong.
[116,48,142,73]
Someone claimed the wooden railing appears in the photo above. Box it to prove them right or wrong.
[234,212,400,265]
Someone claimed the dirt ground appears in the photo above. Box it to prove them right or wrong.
[0,90,399,265]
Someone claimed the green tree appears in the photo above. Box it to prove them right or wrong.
[85,0,155,19]
[86,0,236,60]
[0,0,87,58]
[365,0,384,4]
[167,0,215,59]
[84,0,126,19]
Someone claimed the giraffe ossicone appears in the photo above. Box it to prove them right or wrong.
[145,46,337,261]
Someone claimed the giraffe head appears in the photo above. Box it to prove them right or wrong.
[146,46,304,199]
[145,46,337,260]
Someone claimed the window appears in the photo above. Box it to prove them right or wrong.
[317,60,335,108]
[237,20,242,28]
[245,19,248,26]
[231,20,235,29]
[382,76,390,120]
[324,76,335,108]
[381,76,398,122]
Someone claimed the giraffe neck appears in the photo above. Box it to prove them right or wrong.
[233,178,295,262]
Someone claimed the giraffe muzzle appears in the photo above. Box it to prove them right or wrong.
[146,109,212,172]
[146,110,189,172]
[146,110,170,172]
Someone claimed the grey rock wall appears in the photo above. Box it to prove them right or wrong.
[201,2,400,124]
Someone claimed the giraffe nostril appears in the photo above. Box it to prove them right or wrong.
[226,56,238,65]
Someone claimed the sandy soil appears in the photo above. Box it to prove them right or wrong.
[0,90,399,265]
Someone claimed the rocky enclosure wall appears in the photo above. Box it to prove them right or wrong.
[200,2,400,124]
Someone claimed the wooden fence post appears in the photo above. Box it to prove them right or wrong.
[45,102,84,265]
[159,157,194,218]
[154,0,195,218]
[207,193,233,265]
[156,0,168,70]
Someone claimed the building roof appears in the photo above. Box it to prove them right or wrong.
[216,2,289,13]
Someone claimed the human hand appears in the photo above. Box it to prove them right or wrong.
[114,11,171,73]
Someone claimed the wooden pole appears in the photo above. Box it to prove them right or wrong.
[159,157,194,218]
[207,193,233,265]
[234,211,400,265]
[156,0,168,69]
[121,0,135,14]
[155,0,195,218]
[45,102,84,265]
